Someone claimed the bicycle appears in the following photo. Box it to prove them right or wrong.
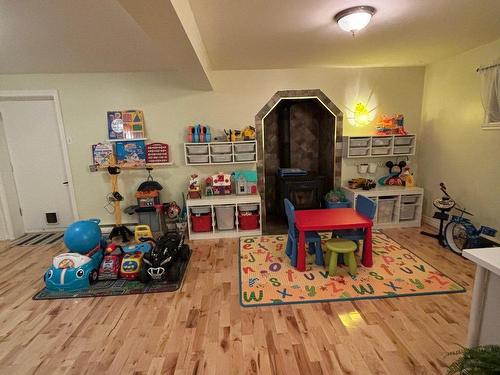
[421,183,497,255]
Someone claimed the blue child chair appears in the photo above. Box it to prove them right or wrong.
[333,195,376,248]
[284,199,324,267]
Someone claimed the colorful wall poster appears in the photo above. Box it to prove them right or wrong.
[115,140,146,168]
[146,143,169,164]
[107,110,145,140]
[92,143,114,166]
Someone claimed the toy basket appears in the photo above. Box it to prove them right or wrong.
[215,205,235,230]
[239,212,259,230]
[191,214,212,232]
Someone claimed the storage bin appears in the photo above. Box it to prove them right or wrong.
[191,206,211,215]
[401,195,420,204]
[377,197,397,223]
[188,154,209,163]
[235,153,256,162]
[400,205,417,221]
[371,137,392,147]
[371,147,391,155]
[186,145,209,154]
[323,199,351,209]
[393,146,413,154]
[394,136,414,146]
[234,143,255,153]
[215,205,235,230]
[349,148,369,156]
[238,204,259,212]
[211,154,232,163]
[191,213,212,232]
[349,138,370,147]
[210,143,232,154]
[239,213,259,230]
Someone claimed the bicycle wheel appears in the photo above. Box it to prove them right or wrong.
[444,222,468,255]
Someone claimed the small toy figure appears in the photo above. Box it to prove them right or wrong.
[188,174,202,199]
[242,126,256,140]
[167,201,181,220]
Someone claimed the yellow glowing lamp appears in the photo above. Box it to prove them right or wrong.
[354,102,371,126]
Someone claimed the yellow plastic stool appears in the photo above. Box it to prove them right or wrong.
[325,239,358,276]
[134,225,153,242]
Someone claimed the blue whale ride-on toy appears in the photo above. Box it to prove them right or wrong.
[44,219,106,292]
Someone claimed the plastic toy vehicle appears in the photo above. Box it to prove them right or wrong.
[140,232,190,283]
[134,225,153,242]
[122,241,153,254]
[44,246,104,291]
[120,252,144,280]
[98,244,123,280]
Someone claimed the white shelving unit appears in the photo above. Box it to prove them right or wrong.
[342,186,424,229]
[184,141,257,165]
[186,194,262,239]
[343,135,416,158]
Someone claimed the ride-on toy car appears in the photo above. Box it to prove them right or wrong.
[140,232,190,283]
[98,244,123,280]
[44,246,104,291]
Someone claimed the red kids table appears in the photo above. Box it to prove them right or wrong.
[294,208,373,272]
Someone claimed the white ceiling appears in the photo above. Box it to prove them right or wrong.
[0,0,499,82]
[189,0,500,69]
[0,0,174,73]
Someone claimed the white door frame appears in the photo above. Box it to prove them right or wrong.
[0,90,79,238]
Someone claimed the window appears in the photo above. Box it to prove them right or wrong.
[479,63,500,130]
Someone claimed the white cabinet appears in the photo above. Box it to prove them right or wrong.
[343,135,416,158]
[342,186,423,229]
[186,194,262,239]
[184,141,257,165]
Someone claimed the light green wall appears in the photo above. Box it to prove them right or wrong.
[0,67,425,225]
[419,38,500,230]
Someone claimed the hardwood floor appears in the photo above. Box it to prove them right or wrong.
[0,227,475,374]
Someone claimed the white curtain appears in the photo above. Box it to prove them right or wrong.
[479,61,500,128]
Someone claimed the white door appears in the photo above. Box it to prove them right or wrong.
[0,100,75,232]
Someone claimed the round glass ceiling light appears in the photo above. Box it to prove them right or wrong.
[334,6,376,35]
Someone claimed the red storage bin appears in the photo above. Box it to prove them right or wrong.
[238,213,259,230]
[191,214,212,232]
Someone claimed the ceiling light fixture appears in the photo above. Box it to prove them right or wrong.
[334,6,376,36]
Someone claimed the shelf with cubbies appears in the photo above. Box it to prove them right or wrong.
[342,185,423,229]
[343,134,416,158]
[186,194,262,239]
[184,141,257,165]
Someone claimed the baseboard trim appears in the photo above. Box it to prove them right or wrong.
[422,215,440,229]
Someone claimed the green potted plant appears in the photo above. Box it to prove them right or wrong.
[447,345,500,374]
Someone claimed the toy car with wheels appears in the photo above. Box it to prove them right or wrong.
[44,246,104,291]
[140,232,190,283]
[98,243,124,280]
[120,251,144,280]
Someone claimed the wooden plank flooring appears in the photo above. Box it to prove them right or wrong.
[0,227,475,374]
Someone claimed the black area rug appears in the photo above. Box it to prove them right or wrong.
[33,249,191,300]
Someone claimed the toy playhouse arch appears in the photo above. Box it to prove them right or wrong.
[254,89,344,231]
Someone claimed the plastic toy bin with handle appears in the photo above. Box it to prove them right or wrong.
[215,205,235,230]
[239,213,259,230]
[377,196,397,223]
[190,207,212,232]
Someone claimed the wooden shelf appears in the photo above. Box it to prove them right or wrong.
[106,138,148,142]
[92,162,173,171]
